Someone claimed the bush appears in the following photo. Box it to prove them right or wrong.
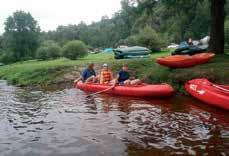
[36,46,49,60]
[36,40,61,60]
[62,40,88,60]
[0,50,17,64]
[47,45,61,59]
[126,26,164,52]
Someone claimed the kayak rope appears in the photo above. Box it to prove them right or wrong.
[213,84,229,92]
[86,85,115,97]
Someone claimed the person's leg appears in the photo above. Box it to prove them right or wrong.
[130,79,142,85]
[74,76,82,84]
[123,79,131,85]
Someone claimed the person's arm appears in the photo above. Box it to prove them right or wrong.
[74,76,82,83]
[112,74,119,86]
[99,71,103,84]
[74,69,86,83]
[76,69,87,83]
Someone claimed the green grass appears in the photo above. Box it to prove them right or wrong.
[0,53,114,86]
[0,51,228,92]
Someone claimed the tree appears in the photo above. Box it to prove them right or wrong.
[225,20,229,48]
[184,1,211,39]
[0,35,3,49]
[161,0,226,53]
[227,0,229,17]
[161,0,210,41]
[42,0,223,50]
[36,47,49,60]
[127,26,163,51]
[4,11,40,61]
[36,40,62,60]
[209,0,226,54]
[62,40,88,60]
[0,50,17,64]
[226,1,229,49]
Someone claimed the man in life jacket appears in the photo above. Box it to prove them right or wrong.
[99,64,113,84]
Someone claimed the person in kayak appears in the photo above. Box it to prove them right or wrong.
[99,64,113,84]
[112,63,142,85]
[74,63,98,83]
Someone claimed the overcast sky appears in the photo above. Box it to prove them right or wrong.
[0,0,121,34]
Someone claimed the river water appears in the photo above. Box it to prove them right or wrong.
[0,80,228,156]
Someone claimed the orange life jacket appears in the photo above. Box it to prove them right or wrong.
[100,69,113,84]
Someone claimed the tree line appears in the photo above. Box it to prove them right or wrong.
[0,0,228,64]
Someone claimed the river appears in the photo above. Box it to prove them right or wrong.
[0,80,228,156]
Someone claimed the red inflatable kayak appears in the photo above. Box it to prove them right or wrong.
[185,79,229,110]
[75,81,174,97]
[193,53,215,64]
[156,52,215,68]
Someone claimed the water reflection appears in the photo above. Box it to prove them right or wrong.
[0,80,228,156]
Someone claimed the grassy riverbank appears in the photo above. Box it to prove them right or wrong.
[0,51,228,92]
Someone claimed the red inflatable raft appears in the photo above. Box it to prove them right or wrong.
[185,79,229,110]
[156,52,215,68]
[75,81,174,97]
[193,53,215,64]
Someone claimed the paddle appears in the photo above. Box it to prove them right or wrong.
[86,85,115,97]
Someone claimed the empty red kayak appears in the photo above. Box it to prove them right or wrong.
[185,79,229,110]
[156,52,215,68]
[193,53,215,64]
[75,81,174,97]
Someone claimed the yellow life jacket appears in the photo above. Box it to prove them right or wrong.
[100,69,113,84]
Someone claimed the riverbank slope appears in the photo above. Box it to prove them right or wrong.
[0,52,228,92]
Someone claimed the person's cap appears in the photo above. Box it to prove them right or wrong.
[103,63,108,67]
